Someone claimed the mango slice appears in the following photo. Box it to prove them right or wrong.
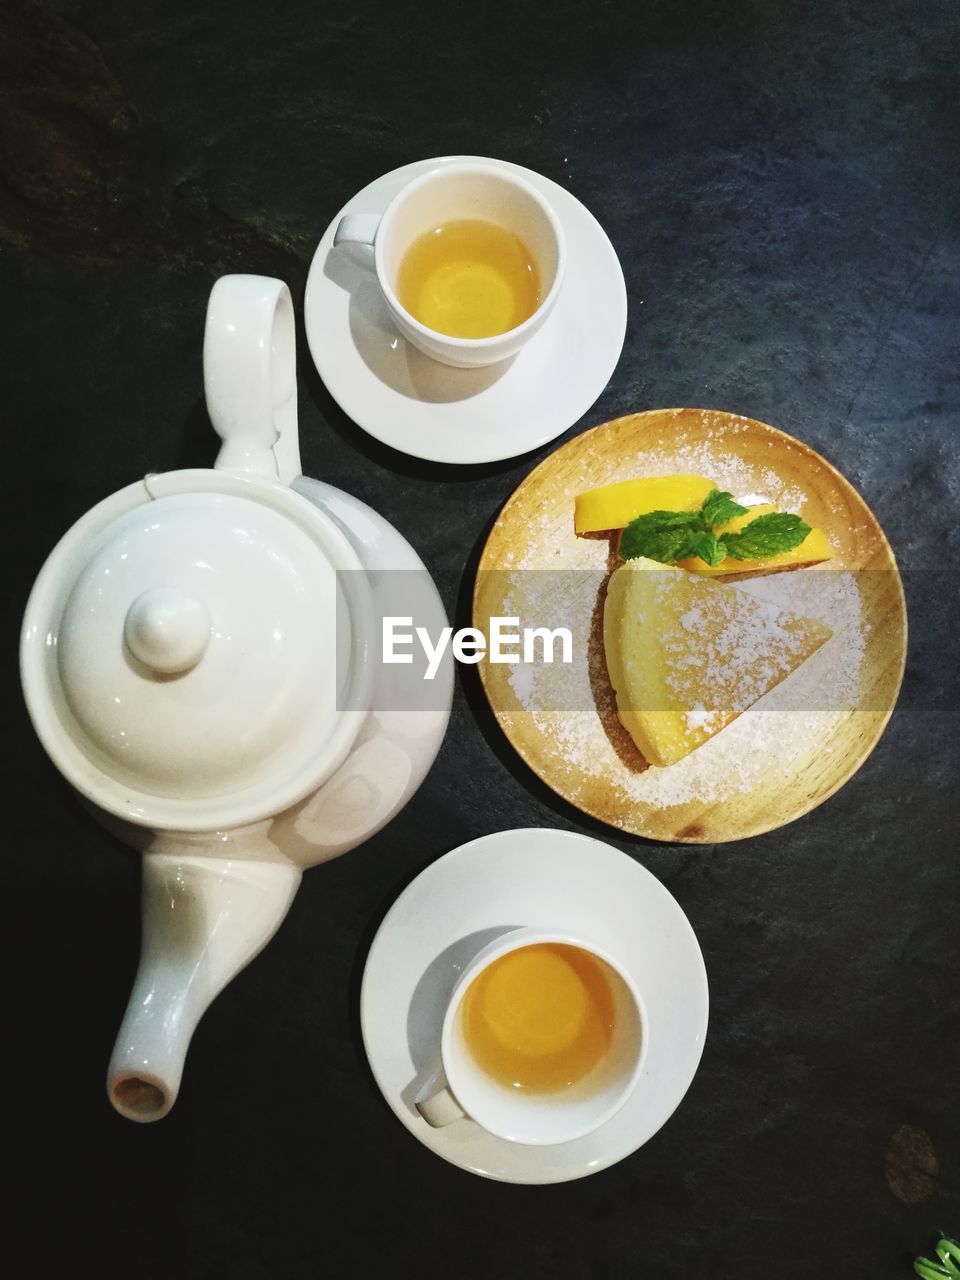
[574,474,715,534]
[676,504,833,574]
[603,557,832,766]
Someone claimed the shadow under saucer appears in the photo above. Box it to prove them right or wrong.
[399,925,519,1118]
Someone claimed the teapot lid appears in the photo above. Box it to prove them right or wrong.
[21,470,370,831]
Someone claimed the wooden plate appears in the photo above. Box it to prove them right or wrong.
[473,409,907,843]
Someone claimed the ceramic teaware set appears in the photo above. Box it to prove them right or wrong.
[20,157,706,1182]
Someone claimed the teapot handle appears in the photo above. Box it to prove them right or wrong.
[203,274,302,485]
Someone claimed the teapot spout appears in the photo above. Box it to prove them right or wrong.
[108,852,301,1122]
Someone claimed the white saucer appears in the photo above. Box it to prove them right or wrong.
[304,156,627,465]
[360,829,708,1184]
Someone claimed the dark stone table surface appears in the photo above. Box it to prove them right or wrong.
[3,1,958,1276]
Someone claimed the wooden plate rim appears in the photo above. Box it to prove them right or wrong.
[472,408,908,844]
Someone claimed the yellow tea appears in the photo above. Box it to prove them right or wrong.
[396,219,541,339]
[461,943,616,1093]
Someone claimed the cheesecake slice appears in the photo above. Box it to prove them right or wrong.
[603,558,832,767]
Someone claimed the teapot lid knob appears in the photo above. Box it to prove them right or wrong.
[124,588,211,675]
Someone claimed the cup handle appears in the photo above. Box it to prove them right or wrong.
[203,274,302,485]
[414,1068,466,1128]
[334,213,381,250]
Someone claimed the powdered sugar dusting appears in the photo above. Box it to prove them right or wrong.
[505,434,809,573]
[504,567,866,808]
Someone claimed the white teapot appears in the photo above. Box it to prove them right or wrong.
[20,276,451,1122]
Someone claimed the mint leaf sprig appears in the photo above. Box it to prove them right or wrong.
[700,489,748,526]
[619,489,810,567]
[720,511,811,560]
[915,1236,960,1279]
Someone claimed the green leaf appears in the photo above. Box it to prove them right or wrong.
[620,510,703,564]
[686,528,726,566]
[700,488,748,526]
[938,1238,960,1278]
[914,1263,945,1279]
[914,1236,960,1279]
[719,512,811,560]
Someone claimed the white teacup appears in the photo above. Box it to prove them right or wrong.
[415,927,646,1145]
[334,161,566,369]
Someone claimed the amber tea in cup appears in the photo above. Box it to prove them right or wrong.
[416,928,645,1144]
[396,219,541,340]
[334,162,565,367]
[460,942,617,1093]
